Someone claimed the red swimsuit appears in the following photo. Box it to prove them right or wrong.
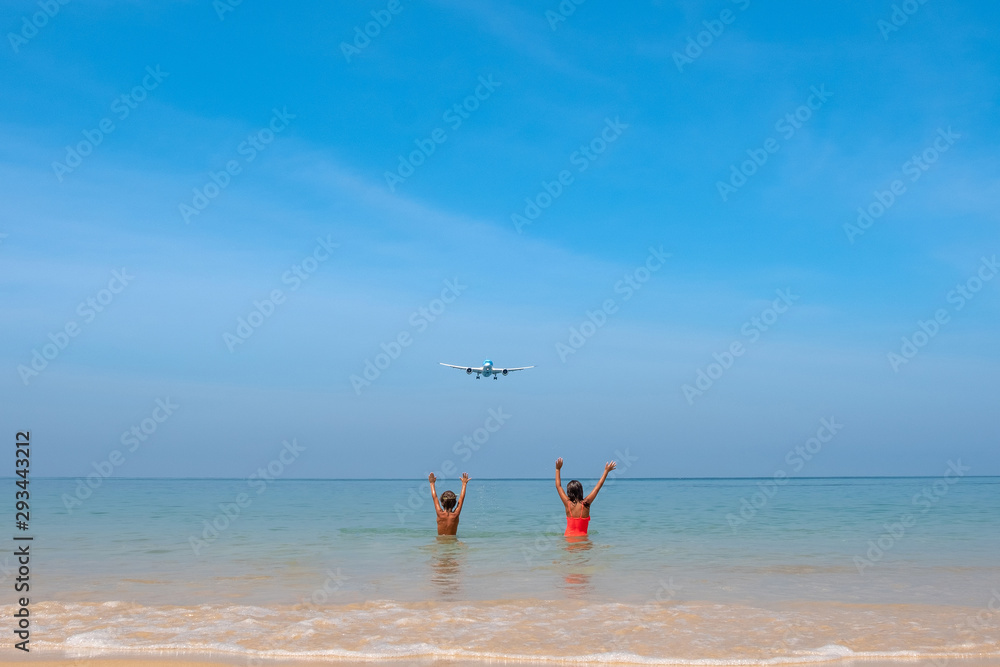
[565,516,590,536]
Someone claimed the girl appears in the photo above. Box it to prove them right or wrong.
[555,458,616,536]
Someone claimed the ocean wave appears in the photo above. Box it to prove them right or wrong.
[47,644,1000,666]
[17,599,1000,665]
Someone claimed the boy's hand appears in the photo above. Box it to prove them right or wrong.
[605,461,617,472]
[555,458,563,470]
[428,473,436,484]
[461,472,470,485]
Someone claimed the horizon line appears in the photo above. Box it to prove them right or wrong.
[19,475,1000,481]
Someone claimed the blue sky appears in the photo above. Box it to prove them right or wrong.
[1,0,998,479]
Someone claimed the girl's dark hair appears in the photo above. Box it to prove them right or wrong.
[566,480,584,503]
[441,490,457,511]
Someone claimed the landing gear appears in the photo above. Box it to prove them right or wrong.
[476,375,480,379]
[493,375,498,380]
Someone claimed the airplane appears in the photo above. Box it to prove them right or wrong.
[439,359,535,380]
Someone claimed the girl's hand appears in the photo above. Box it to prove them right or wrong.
[605,461,617,472]
[428,473,437,484]
[555,458,564,470]
[461,472,470,485]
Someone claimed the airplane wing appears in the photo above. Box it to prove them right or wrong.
[440,363,484,372]
[497,366,535,372]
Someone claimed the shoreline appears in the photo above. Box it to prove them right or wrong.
[4,650,1000,667]
[0,649,1000,667]
[12,597,999,666]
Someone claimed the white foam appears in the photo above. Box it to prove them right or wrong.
[37,599,1000,666]
[55,645,999,666]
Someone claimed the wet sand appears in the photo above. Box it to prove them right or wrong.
[3,655,1000,667]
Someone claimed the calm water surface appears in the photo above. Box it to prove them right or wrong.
[14,477,1000,663]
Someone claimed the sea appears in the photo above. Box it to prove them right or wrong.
[10,476,1000,664]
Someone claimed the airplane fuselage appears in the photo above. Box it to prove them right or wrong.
[439,359,533,379]
[475,359,504,379]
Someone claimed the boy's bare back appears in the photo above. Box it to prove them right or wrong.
[436,508,461,535]
[429,472,470,536]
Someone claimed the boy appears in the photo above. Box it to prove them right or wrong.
[428,472,469,536]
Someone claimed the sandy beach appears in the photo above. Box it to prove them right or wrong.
[4,656,1000,667]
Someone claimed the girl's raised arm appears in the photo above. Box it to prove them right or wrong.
[555,458,570,507]
[584,461,617,505]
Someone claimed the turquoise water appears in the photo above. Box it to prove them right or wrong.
[30,476,1000,603]
[17,476,1000,662]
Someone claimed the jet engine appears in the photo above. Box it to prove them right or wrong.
[466,368,473,374]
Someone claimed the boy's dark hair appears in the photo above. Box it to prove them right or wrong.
[441,490,457,511]
[566,480,583,503]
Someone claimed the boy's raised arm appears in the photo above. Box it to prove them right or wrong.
[428,473,443,513]
[584,461,617,505]
[454,472,470,514]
